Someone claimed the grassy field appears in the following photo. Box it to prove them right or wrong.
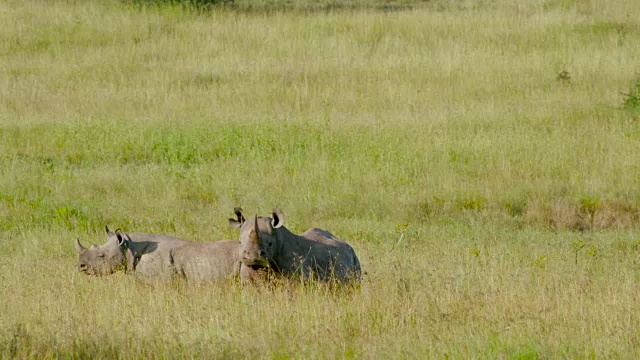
[2,0,640,357]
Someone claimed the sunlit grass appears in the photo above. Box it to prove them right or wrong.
[2,0,640,357]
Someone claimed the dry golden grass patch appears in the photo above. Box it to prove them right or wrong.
[525,197,639,231]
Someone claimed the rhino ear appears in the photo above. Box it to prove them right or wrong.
[271,208,284,229]
[114,229,130,247]
[229,208,246,229]
[234,208,246,223]
[75,238,86,254]
[105,225,115,237]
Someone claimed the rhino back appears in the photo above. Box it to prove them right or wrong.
[301,228,358,256]
[124,233,190,281]
[287,228,361,281]
[301,228,340,244]
[171,241,240,282]
[128,232,189,250]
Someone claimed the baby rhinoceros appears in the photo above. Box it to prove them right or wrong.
[75,226,189,276]
[75,226,244,283]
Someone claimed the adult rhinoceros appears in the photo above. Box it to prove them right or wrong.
[75,225,244,283]
[228,208,361,284]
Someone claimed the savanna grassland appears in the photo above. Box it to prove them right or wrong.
[2,0,640,357]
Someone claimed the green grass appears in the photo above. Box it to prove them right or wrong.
[2,0,640,357]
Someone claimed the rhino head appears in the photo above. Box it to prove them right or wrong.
[229,208,283,268]
[75,226,133,276]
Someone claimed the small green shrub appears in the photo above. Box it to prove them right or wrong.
[533,255,547,269]
[504,196,527,217]
[622,75,640,111]
[556,70,571,85]
[579,195,601,220]
[128,0,234,9]
[456,193,487,212]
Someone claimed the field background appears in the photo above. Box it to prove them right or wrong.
[2,0,640,357]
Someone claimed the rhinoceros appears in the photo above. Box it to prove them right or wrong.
[75,226,189,277]
[228,208,361,284]
[75,225,246,283]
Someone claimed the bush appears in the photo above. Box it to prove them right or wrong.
[128,0,234,8]
[622,75,640,111]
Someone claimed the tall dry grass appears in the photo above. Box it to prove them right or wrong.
[2,0,640,357]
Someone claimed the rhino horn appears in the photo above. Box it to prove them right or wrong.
[75,238,87,253]
[248,215,260,243]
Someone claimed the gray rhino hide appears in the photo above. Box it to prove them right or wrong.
[76,227,244,283]
[169,240,242,283]
[75,229,189,276]
[232,210,362,284]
